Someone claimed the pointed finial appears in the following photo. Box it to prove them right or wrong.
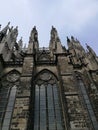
[52,25,54,29]
[67,36,70,42]
[18,37,23,42]
[8,22,10,26]
[34,26,36,29]
[24,43,26,48]
[21,36,22,40]
[9,26,13,32]
[18,37,23,49]
[86,43,96,56]
[71,36,74,40]
[16,26,18,29]
[33,26,37,31]
[86,43,89,49]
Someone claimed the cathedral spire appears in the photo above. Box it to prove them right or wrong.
[28,26,39,53]
[0,22,10,42]
[67,36,73,49]
[86,43,96,57]
[29,26,38,43]
[67,36,70,43]
[1,22,10,34]
[50,26,59,40]
[49,26,63,53]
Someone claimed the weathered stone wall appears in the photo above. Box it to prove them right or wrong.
[0,25,98,130]
[57,56,73,74]
[10,55,34,130]
[61,74,92,129]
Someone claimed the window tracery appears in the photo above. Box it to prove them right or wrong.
[0,70,20,130]
[33,70,64,130]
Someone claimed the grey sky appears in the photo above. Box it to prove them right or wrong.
[0,0,98,54]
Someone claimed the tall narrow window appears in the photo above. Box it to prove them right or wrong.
[0,70,20,130]
[2,86,17,130]
[33,71,64,130]
[0,87,9,129]
[77,75,98,130]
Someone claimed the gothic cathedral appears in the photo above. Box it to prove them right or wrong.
[0,23,98,130]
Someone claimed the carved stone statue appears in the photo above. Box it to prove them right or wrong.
[51,26,58,40]
[29,26,38,43]
[18,37,23,50]
[11,26,18,42]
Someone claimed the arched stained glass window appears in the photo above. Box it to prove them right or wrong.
[33,70,64,130]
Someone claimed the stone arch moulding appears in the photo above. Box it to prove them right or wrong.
[32,69,65,130]
[7,69,21,74]
[2,68,21,77]
[34,69,59,81]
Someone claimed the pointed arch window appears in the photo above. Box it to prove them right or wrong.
[0,70,20,130]
[33,70,64,130]
[1,86,17,130]
[76,73,98,130]
[0,87,10,129]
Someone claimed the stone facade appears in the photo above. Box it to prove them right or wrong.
[0,23,98,130]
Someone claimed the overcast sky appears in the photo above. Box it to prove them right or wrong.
[0,0,98,55]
